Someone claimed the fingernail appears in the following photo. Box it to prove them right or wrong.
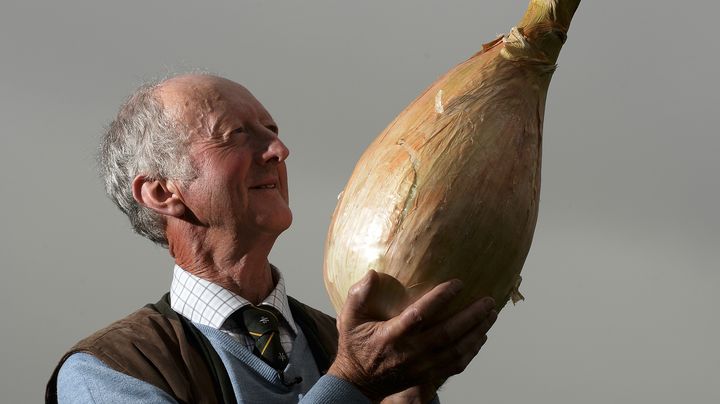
[483,297,496,308]
[449,279,464,294]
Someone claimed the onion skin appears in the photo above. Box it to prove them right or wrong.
[324,0,581,318]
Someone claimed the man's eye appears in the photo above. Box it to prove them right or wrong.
[231,127,245,135]
[266,125,279,134]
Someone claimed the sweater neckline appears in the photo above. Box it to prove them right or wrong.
[194,322,312,386]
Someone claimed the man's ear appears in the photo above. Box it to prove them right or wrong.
[131,175,186,218]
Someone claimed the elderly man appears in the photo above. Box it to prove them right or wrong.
[46,74,497,403]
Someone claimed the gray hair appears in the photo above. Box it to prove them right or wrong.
[98,82,196,247]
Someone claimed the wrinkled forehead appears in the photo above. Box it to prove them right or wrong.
[155,75,272,137]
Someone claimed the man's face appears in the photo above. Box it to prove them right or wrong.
[159,75,292,239]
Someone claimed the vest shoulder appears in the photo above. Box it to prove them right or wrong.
[67,304,211,402]
[48,304,205,404]
[72,306,181,355]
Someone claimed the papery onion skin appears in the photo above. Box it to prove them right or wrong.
[324,0,581,318]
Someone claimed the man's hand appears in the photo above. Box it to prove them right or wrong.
[327,270,498,402]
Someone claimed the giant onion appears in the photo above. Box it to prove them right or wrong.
[324,0,582,317]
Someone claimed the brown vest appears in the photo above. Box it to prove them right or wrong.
[45,294,338,404]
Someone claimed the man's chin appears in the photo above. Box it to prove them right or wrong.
[252,208,293,235]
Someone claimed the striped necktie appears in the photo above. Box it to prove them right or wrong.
[238,306,289,370]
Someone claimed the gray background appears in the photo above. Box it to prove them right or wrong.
[1,0,718,402]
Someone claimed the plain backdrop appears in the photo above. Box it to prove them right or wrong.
[1,1,718,402]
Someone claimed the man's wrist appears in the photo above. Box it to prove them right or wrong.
[302,374,372,404]
[327,357,381,401]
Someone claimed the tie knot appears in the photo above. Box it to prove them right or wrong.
[241,306,281,335]
[233,306,289,370]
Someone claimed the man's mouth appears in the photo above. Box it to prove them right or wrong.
[251,184,277,189]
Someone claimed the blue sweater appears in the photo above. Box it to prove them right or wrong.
[57,323,369,403]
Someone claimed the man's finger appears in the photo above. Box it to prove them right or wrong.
[421,297,496,347]
[386,279,464,338]
[340,270,380,325]
[420,318,493,380]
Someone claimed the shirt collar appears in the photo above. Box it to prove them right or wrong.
[169,264,298,334]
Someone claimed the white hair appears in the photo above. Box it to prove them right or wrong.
[98,81,196,247]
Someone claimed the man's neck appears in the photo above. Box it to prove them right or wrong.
[167,225,277,304]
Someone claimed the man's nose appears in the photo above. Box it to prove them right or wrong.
[258,134,290,165]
